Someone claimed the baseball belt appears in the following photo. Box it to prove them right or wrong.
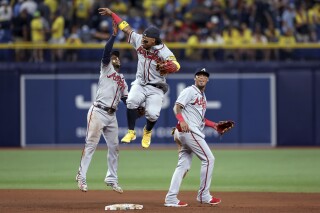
[93,103,116,115]
[146,83,168,94]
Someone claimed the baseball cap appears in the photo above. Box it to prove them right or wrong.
[195,68,210,77]
[143,26,161,39]
[111,50,120,57]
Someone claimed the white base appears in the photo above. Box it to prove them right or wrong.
[105,204,143,211]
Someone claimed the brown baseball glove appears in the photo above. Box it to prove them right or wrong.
[156,60,178,76]
[171,127,182,152]
[216,120,235,135]
[171,127,176,136]
[136,106,145,118]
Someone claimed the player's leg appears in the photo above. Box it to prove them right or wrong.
[126,83,147,125]
[141,86,163,148]
[76,106,103,192]
[102,115,123,193]
[187,132,219,204]
[144,85,163,128]
[165,131,192,207]
[122,83,146,143]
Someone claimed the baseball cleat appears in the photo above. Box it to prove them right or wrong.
[76,174,88,192]
[207,197,221,205]
[164,201,188,207]
[141,127,152,148]
[121,130,136,143]
[106,182,123,194]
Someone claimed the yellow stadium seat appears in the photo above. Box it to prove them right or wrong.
[143,0,166,17]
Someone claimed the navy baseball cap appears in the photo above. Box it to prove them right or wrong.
[143,26,161,39]
[195,68,210,77]
[111,50,120,57]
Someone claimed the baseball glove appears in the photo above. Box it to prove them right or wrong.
[171,127,182,152]
[156,60,177,76]
[136,106,145,118]
[216,120,235,135]
[171,127,176,136]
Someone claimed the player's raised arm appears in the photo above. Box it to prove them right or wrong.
[98,8,132,36]
[101,21,118,65]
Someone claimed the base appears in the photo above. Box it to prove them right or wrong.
[105,204,143,211]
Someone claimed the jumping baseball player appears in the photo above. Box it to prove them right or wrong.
[76,21,128,193]
[98,8,181,149]
[164,68,234,207]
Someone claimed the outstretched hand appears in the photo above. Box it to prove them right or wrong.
[98,8,113,16]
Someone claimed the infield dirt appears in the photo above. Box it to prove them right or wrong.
[1,190,320,213]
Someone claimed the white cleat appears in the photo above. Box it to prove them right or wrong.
[164,201,188,207]
[76,173,88,192]
[106,182,123,194]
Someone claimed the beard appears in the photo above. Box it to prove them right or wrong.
[112,60,120,69]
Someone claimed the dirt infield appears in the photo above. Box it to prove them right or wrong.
[1,190,320,213]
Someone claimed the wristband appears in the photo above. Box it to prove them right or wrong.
[176,113,184,122]
[111,12,122,24]
[118,21,129,30]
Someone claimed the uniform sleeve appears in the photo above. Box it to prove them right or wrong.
[163,46,177,62]
[121,82,128,104]
[102,35,116,65]
[121,75,129,98]
[127,31,142,50]
[99,62,112,74]
[161,46,180,71]
[176,87,192,107]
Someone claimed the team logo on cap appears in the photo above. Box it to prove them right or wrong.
[195,68,210,77]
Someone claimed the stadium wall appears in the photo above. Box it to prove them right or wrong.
[0,62,319,147]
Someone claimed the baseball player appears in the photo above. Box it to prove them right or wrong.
[165,68,224,207]
[98,8,181,149]
[76,21,128,193]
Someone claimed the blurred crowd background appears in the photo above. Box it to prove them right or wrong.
[0,0,319,62]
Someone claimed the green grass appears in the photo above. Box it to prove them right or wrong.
[0,149,319,192]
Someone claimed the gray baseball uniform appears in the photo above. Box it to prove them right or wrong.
[165,85,215,204]
[77,35,128,186]
[126,31,175,122]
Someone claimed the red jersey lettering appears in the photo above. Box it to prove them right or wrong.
[107,72,126,91]
[137,46,161,61]
[192,97,206,108]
